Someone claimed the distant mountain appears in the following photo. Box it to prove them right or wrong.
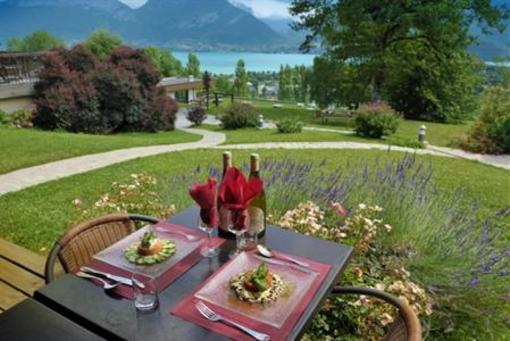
[0,0,284,51]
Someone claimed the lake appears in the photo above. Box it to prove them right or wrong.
[172,51,317,74]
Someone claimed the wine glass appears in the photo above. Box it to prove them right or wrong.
[197,212,219,258]
[227,208,249,258]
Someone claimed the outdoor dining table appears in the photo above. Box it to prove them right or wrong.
[33,207,353,341]
[0,298,104,340]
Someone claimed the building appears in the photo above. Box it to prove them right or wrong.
[0,52,205,112]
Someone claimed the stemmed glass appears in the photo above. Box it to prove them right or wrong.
[227,209,249,258]
[197,212,219,258]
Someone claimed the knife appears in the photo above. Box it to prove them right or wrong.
[80,266,140,287]
[253,255,318,275]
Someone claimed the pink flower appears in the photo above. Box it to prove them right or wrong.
[330,201,346,216]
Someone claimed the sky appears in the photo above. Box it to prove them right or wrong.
[118,0,292,18]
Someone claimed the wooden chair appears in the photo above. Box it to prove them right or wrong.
[331,286,422,341]
[44,213,159,283]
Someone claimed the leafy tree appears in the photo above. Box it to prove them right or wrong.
[291,0,509,121]
[33,46,177,133]
[309,56,370,109]
[144,47,183,77]
[7,31,63,52]
[185,53,201,77]
[293,65,309,102]
[84,29,123,59]
[233,59,249,97]
[213,74,233,94]
[278,65,294,101]
[384,45,483,122]
[202,71,212,108]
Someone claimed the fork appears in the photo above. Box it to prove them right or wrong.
[195,301,270,341]
[154,227,200,241]
[76,271,120,290]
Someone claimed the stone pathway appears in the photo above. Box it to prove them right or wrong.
[0,127,225,195]
[0,114,507,196]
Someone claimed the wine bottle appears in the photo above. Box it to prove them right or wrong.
[248,153,266,239]
[218,151,236,239]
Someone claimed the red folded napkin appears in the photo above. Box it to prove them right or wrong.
[219,167,263,229]
[77,222,225,300]
[171,251,331,341]
[189,177,219,227]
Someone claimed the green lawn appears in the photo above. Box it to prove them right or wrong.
[0,127,201,174]
[201,124,381,145]
[0,149,507,253]
[208,99,471,147]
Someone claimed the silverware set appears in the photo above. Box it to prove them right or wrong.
[195,300,270,341]
[77,266,141,289]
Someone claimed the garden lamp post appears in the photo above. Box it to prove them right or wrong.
[257,114,264,130]
[418,125,427,144]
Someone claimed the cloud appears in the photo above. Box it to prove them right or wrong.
[229,0,291,19]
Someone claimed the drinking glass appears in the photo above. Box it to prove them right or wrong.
[132,272,159,312]
[197,214,218,257]
[227,209,249,258]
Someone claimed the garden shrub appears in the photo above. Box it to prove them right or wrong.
[461,86,510,154]
[277,202,431,340]
[354,103,400,138]
[186,103,207,127]
[0,109,8,125]
[276,117,303,133]
[32,45,177,134]
[219,102,258,129]
[71,173,176,225]
[7,109,33,128]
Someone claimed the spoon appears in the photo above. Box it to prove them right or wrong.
[76,271,121,290]
[257,245,310,268]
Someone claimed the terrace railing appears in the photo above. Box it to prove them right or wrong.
[0,52,42,84]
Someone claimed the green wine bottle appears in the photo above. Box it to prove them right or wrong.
[218,151,236,239]
[248,153,266,239]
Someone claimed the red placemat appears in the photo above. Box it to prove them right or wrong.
[75,222,225,300]
[171,251,331,341]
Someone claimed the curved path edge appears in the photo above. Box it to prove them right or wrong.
[1,129,508,197]
[0,128,225,196]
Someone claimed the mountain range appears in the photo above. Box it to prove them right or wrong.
[0,0,285,51]
[0,0,508,59]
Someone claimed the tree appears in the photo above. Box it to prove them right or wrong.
[84,29,123,59]
[293,65,309,102]
[185,53,201,77]
[384,45,483,122]
[309,56,371,109]
[7,31,63,52]
[33,46,177,133]
[291,0,509,120]
[144,47,183,77]
[233,59,249,97]
[278,65,294,101]
[202,71,212,108]
[213,75,233,94]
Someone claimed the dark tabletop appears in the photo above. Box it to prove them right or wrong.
[0,298,105,341]
[34,207,353,341]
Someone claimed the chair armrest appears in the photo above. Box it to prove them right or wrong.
[331,286,422,341]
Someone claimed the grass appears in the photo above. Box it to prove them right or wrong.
[0,127,201,174]
[200,124,380,145]
[0,148,507,254]
[208,99,472,147]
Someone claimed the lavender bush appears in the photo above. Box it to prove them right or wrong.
[159,154,509,339]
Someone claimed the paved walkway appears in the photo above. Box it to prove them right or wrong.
[0,127,225,195]
[0,114,508,196]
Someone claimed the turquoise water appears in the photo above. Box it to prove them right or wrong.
[172,51,316,74]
